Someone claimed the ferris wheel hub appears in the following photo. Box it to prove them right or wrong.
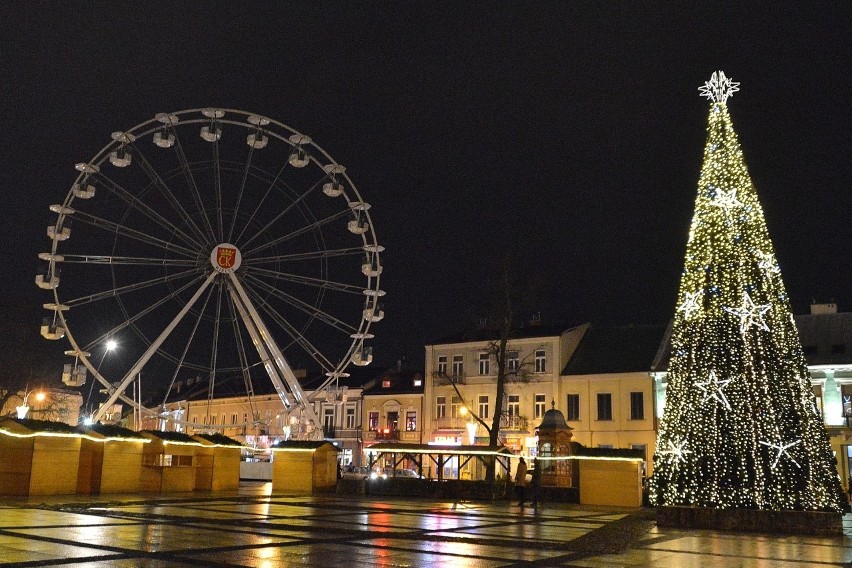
[210,243,242,273]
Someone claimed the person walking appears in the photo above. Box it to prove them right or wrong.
[530,458,542,508]
[514,457,528,507]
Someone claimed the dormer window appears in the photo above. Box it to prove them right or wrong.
[382,380,391,388]
[413,378,422,387]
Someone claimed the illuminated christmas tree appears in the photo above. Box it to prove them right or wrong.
[649,71,846,512]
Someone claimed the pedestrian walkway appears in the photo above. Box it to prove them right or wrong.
[1,483,852,566]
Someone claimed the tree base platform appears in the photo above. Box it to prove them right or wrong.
[656,506,843,535]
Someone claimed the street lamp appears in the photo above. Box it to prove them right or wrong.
[16,388,46,419]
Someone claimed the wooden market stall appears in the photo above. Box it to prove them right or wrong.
[192,433,243,491]
[77,424,148,495]
[0,417,83,496]
[139,430,202,493]
[270,441,339,493]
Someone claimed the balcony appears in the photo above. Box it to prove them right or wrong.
[432,371,465,386]
[500,415,528,431]
[365,428,400,441]
[433,417,468,430]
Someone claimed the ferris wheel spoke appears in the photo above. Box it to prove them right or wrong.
[64,267,203,308]
[207,283,225,400]
[244,208,352,257]
[226,274,317,422]
[160,281,216,407]
[123,144,211,247]
[238,176,326,250]
[246,266,365,295]
[60,254,201,267]
[246,289,337,372]
[225,294,256,400]
[243,246,364,265]
[170,132,217,244]
[233,162,286,246]
[242,273,358,335]
[212,140,225,241]
[91,170,205,250]
[81,273,211,353]
[72,211,199,258]
[93,271,218,421]
[226,145,256,243]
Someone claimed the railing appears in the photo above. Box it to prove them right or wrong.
[374,429,400,441]
[433,417,469,430]
[499,415,528,431]
[432,371,465,386]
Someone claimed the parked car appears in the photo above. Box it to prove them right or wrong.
[342,466,387,480]
[341,466,372,480]
[384,468,422,478]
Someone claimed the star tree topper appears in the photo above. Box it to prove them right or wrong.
[724,291,771,333]
[699,70,740,103]
[694,370,732,410]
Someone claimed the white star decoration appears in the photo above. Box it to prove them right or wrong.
[677,290,703,321]
[694,370,732,410]
[659,440,693,467]
[699,70,740,103]
[756,250,780,274]
[724,291,771,333]
[758,439,802,469]
[709,187,743,214]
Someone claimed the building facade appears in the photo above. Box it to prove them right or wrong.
[423,323,587,457]
[360,366,425,469]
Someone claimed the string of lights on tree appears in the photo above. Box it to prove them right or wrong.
[649,71,846,512]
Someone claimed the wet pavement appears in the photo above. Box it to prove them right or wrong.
[1,483,852,567]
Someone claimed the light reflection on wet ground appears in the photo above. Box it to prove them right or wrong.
[1,483,852,566]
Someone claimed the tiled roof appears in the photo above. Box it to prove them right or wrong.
[362,367,425,396]
[562,324,669,375]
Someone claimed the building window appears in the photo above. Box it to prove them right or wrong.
[210,415,216,425]
[323,407,335,430]
[452,355,464,376]
[631,443,647,461]
[534,394,546,419]
[534,350,546,373]
[345,406,356,429]
[437,355,448,375]
[507,394,520,421]
[597,393,613,421]
[413,378,422,386]
[478,395,489,419]
[451,396,462,418]
[566,394,580,421]
[507,351,519,373]
[598,444,613,449]
[368,411,379,431]
[382,379,391,388]
[478,353,490,375]
[436,396,446,419]
[406,411,417,431]
[231,414,237,425]
[630,392,645,420]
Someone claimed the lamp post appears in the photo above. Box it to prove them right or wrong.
[16,388,46,419]
[84,340,118,425]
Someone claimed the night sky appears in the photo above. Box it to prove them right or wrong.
[2,2,850,376]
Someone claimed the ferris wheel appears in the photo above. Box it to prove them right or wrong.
[37,109,384,434]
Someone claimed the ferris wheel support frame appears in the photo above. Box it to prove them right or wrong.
[92,270,217,421]
[227,272,321,429]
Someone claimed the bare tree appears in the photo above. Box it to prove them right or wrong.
[0,301,66,415]
[449,256,541,482]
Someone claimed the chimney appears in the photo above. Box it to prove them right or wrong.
[810,302,838,315]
